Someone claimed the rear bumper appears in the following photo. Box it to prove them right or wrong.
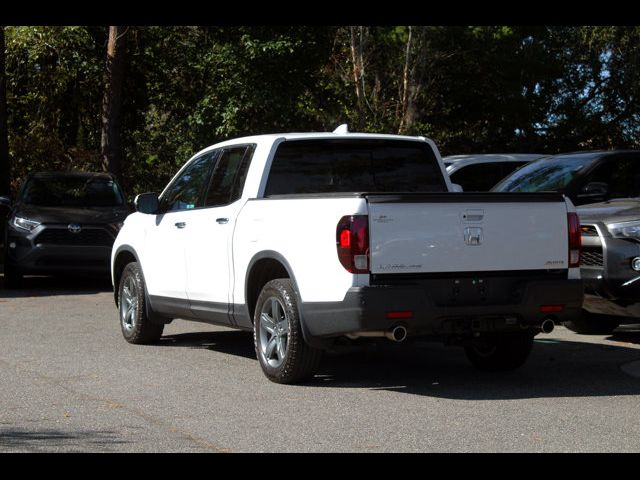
[300,278,583,340]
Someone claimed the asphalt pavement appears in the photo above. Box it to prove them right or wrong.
[2,274,640,452]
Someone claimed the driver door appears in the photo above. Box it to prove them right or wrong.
[142,152,217,308]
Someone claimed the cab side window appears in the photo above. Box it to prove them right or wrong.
[582,158,640,199]
[450,163,505,191]
[160,152,217,212]
[204,144,256,207]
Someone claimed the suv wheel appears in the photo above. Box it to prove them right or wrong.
[118,262,164,344]
[2,256,22,289]
[254,279,322,384]
[464,332,534,371]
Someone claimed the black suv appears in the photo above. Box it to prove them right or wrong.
[0,171,128,288]
[493,150,640,333]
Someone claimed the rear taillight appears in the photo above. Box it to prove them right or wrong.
[568,212,581,268]
[336,215,369,273]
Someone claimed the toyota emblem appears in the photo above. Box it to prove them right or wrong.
[68,223,82,234]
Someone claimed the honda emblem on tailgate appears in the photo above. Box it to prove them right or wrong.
[68,223,82,234]
[464,227,483,245]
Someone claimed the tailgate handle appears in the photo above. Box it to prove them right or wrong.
[464,227,483,245]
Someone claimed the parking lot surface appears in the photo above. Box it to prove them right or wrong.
[2,274,640,452]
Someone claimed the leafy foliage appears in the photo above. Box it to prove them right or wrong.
[2,26,640,199]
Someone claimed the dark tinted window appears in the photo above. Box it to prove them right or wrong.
[204,145,255,207]
[493,155,594,192]
[161,152,216,212]
[501,161,529,178]
[451,162,529,191]
[582,157,640,199]
[21,175,125,207]
[265,139,446,195]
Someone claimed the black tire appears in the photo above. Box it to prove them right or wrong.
[253,278,322,384]
[464,332,534,371]
[2,260,22,289]
[563,310,621,335]
[118,262,164,344]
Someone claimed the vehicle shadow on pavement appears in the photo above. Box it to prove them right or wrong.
[0,274,112,298]
[151,328,640,401]
[0,428,131,452]
[307,335,640,400]
[158,331,257,360]
[608,324,640,346]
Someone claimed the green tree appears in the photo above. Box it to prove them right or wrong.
[101,26,128,181]
[4,26,105,188]
[0,26,9,196]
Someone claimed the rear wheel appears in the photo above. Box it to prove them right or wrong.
[254,278,322,384]
[465,332,534,371]
[563,310,621,335]
[118,262,164,344]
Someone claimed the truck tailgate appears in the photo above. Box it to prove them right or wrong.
[367,193,569,274]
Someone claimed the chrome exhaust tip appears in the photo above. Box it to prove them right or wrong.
[541,318,555,334]
[385,325,408,343]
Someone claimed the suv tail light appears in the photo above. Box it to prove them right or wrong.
[336,215,369,273]
[568,212,581,268]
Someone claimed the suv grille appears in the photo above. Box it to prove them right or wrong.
[34,228,114,247]
[582,247,604,267]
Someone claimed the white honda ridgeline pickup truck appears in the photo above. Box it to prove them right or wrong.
[111,128,583,383]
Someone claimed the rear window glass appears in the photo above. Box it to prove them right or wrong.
[264,139,447,195]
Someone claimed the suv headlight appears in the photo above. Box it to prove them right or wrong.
[606,220,640,240]
[11,216,40,232]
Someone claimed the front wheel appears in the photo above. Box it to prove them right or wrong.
[2,258,22,289]
[464,332,534,371]
[254,279,322,384]
[118,262,164,344]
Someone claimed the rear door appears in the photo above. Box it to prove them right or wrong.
[367,193,569,274]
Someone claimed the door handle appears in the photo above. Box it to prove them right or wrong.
[216,218,229,225]
[174,222,186,229]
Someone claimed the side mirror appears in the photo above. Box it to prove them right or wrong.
[451,183,464,193]
[578,182,609,201]
[134,192,159,214]
[0,195,11,208]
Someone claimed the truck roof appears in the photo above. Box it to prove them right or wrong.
[194,132,431,157]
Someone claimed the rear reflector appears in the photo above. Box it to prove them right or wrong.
[386,311,414,319]
[540,305,564,313]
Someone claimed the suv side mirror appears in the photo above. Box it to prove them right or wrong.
[451,183,464,193]
[0,195,11,208]
[578,182,609,201]
[134,192,159,214]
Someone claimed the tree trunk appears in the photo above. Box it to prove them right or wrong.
[0,26,9,197]
[398,26,413,134]
[101,26,127,180]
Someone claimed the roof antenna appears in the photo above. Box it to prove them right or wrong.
[333,124,349,134]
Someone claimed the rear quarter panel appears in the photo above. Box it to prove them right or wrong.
[232,196,368,304]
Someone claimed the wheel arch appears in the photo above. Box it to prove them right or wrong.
[245,251,297,323]
[112,245,141,306]
[245,250,325,348]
